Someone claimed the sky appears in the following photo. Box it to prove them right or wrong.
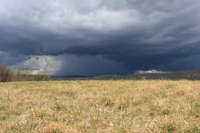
[0,0,200,76]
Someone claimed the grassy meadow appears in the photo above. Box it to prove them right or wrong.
[0,80,200,132]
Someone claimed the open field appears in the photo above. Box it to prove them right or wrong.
[0,80,200,133]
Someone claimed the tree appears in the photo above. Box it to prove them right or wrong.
[0,64,12,82]
[12,67,32,81]
[37,71,50,81]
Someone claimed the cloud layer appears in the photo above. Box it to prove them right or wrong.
[0,0,200,75]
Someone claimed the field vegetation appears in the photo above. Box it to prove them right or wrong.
[0,80,200,132]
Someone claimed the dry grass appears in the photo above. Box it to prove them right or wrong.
[0,80,200,133]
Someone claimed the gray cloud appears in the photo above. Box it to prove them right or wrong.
[0,0,200,75]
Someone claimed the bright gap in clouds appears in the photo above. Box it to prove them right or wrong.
[23,56,61,75]
[9,55,62,75]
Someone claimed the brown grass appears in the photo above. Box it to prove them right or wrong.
[0,80,200,132]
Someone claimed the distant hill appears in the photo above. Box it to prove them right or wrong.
[51,70,200,80]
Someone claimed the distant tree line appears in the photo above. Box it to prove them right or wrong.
[72,71,200,81]
[0,64,50,82]
[88,70,200,80]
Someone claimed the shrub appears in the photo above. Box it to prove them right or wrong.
[12,67,32,81]
[142,76,146,80]
[0,64,12,82]
[37,71,50,81]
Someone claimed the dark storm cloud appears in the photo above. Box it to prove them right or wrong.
[0,0,200,75]
[0,50,28,66]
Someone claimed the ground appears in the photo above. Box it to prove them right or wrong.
[0,80,200,132]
